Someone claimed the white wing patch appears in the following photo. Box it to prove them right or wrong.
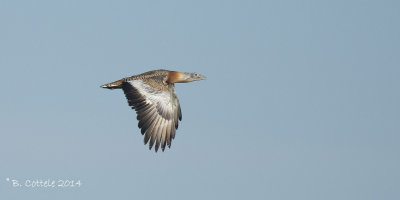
[130,80,172,111]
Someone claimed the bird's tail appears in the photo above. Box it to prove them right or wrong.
[100,79,124,89]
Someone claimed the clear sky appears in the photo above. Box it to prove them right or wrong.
[1,0,399,199]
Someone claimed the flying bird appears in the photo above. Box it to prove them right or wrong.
[101,69,205,152]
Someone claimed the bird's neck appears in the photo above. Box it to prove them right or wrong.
[167,71,185,83]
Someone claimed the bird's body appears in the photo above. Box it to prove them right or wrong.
[101,69,205,152]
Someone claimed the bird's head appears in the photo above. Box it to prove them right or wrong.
[167,71,206,83]
[177,72,206,83]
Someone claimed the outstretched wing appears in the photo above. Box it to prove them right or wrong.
[121,80,182,152]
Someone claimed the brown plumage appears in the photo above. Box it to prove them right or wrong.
[101,69,205,152]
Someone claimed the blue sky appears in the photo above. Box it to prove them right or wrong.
[1,0,399,199]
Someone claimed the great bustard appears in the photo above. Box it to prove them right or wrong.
[101,69,205,152]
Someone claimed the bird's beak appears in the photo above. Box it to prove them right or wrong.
[199,74,206,80]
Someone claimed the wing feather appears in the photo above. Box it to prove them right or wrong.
[145,115,160,145]
[150,117,163,150]
[139,108,157,134]
[163,120,173,150]
[169,123,175,145]
[155,119,166,152]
